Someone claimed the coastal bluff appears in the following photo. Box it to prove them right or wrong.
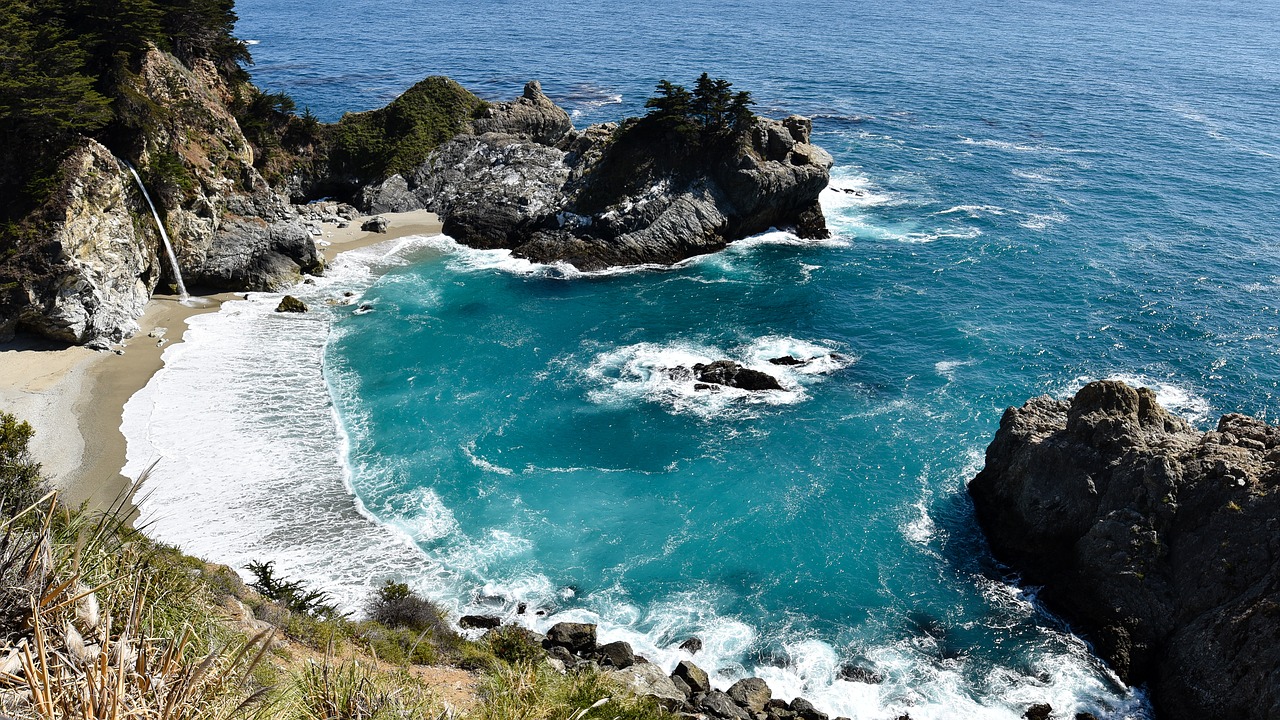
[363,79,833,271]
[1,67,831,344]
[969,380,1280,720]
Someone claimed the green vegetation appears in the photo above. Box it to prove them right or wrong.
[642,73,755,142]
[329,76,487,184]
[0,411,681,719]
[0,410,43,513]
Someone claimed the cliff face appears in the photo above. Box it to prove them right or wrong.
[969,380,1280,720]
[0,47,322,344]
[0,140,157,344]
[366,81,833,271]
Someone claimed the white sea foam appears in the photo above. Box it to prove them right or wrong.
[960,137,1087,155]
[120,232,1149,719]
[1062,373,1213,425]
[582,337,853,419]
[933,204,1006,218]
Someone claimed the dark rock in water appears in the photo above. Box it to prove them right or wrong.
[769,355,805,366]
[968,380,1280,720]
[1023,705,1052,720]
[517,602,527,614]
[837,664,883,684]
[275,295,308,313]
[544,621,596,654]
[1074,714,1099,720]
[694,360,784,391]
[678,636,703,654]
[789,698,829,720]
[361,216,389,233]
[727,677,772,711]
[406,82,832,271]
[596,640,635,669]
[701,690,750,720]
[458,614,502,630]
[693,383,715,392]
[672,660,711,694]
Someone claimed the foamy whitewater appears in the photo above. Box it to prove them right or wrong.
[123,0,1280,716]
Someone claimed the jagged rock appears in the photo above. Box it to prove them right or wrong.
[409,85,831,271]
[1024,705,1052,720]
[361,216,389,233]
[606,662,686,707]
[969,380,1280,720]
[701,691,750,720]
[595,640,634,669]
[361,174,425,214]
[472,80,573,146]
[769,356,805,366]
[274,295,307,313]
[672,660,711,694]
[544,622,596,654]
[837,664,883,684]
[458,614,502,630]
[727,677,772,712]
[694,360,784,391]
[671,674,692,697]
[546,645,576,668]
[0,140,155,344]
[679,636,703,654]
[789,698,828,720]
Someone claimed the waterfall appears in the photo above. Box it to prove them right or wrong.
[124,161,189,300]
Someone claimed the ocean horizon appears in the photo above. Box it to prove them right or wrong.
[121,0,1280,717]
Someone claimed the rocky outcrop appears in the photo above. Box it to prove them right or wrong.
[968,380,1280,720]
[0,140,157,343]
[398,81,832,271]
[0,46,323,344]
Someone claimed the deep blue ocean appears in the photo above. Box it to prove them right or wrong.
[127,0,1280,717]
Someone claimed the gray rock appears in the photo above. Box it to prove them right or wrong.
[605,662,685,707]
[546,645,576,668]
[361,174,425,214]
[679,637,703,654]
[595,640,634,669]
[837,664,883,684]
[969,380,1280,720]
[727,677,772,712]
[361,216,389,233]
[544,621,596,654]
[672,659,711,694]
[789,698,828,720]
[472,80,574,146]
[671,674,692,698]
[701,691,750,720]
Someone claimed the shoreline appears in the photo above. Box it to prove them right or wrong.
[0,209,441,515]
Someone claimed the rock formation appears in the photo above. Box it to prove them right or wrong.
[969,380,1280,720]
[0,46,321,344]
[375,80,831,271]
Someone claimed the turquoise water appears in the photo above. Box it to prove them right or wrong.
[238,0,1280,715]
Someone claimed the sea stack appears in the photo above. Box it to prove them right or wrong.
[968,380,1280,720]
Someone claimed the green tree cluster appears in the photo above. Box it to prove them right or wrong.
[0,0,251,223]
[0,410,44,519]
[642,72,755,141]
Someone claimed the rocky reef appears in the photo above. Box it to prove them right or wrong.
[969,380,1280,720]
[364,80,833,270]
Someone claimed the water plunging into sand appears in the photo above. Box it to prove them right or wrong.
[125,161,189,302]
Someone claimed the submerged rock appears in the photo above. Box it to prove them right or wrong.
[769,355,805,366]
[969,380,1280,720]
[678,636,703,654]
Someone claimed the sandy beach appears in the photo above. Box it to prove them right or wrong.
[0,209,441,513]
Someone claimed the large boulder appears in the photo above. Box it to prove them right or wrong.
[968,380,1280,720]
[672,659,711,694]
[727,677,772,712]
[544,621,596,654]
[606,662,686,708]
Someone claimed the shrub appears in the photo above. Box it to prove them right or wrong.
[0,410,45,519]
[487,625,546,664]
[246,559,340,618]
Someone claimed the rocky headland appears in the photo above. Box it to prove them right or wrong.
[969,380,1280,719]
[1,50,830,346]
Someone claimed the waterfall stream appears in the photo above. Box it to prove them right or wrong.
[125,161,189,300]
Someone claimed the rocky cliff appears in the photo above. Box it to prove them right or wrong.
[968,380,1280,719]
[0,47,321,344]
[364,81,833,271]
